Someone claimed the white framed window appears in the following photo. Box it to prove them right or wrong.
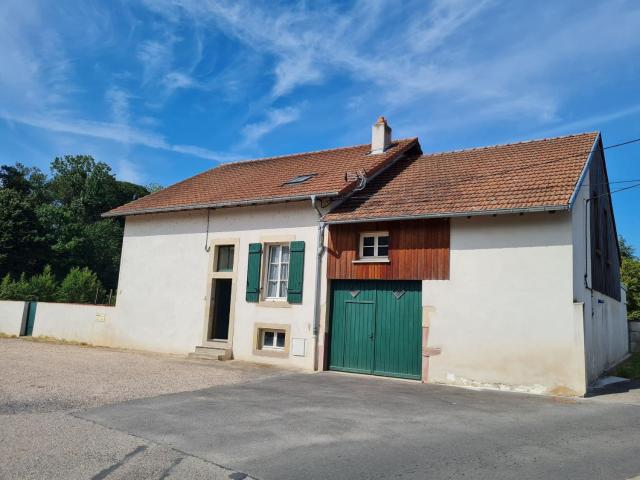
[261,329,286,350]
[359,232,389,259]
[265,244,290,300]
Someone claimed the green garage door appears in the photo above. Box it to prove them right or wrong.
[329,280,422,380]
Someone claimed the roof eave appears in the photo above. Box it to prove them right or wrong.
[322,204,569,224]
[567,132,601,210]
[102,192,339,218]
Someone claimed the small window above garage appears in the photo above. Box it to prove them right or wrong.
[356,231,389,262]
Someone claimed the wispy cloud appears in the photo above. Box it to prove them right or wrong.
[105,87,132,124]
[140,0,640,127]
[532,104,640,139]
[1,112,240,162]
[241,107,301,145]
[162,71,197,91]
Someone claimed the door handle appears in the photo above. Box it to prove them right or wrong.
[368,333,374,340]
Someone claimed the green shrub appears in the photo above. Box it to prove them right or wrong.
[0,274,16,300]
[57,267,104,304]
[27,265,59,302]
[12,273,33,301]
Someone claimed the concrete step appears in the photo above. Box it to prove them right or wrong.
[188,346,231,361]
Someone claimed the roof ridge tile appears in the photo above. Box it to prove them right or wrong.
[420,131,598,158]
[218,137,418,168]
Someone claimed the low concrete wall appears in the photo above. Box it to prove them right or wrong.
[0,301,25,336]
[584,288,629,383]
[31,302,114,345]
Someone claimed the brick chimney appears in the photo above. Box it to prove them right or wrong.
[371,116,392,154]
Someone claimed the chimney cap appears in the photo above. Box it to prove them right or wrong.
[376,116,387,124]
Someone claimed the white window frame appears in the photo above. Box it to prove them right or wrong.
[359,231,389,259]
[264,243,290,301]
[260,329,286,350]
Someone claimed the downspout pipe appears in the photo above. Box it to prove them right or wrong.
[311,195,326,371]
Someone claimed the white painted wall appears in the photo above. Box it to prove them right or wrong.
[0,301,25,336]
[423,213,588,396]
[112,209,211,353]
[207,202,321,369]
[583,288,629,382]
[112,202,322,368]
[571,161,628,383]
[31,302,114,344]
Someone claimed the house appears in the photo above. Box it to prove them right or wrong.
[103,117,628,396]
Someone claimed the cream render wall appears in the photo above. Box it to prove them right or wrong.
[205,202,321,369]
[31,302,114,344]
[113,201,322,368]
[113,209,211,353]
[0,300,25,336]
[423,213,588,396]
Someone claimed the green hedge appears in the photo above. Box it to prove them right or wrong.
[0,265,107,304]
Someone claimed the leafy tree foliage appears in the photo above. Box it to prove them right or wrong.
[620,236,640,321]
[620,237,635,261]
[0,189,46,276]
[57,267,104,304]
[0,156,154,291]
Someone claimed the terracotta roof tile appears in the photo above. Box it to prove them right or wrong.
[323,132,599,222]
[104,138,419,217]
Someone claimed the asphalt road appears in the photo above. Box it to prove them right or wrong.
[77,372,640,480]
[3,339,640,479]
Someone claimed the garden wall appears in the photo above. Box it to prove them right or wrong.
[0,301,26,336]
[31,302,114,344]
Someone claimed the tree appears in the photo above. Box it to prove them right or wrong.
[0,157,151,291]
[0,189,46,277]
[620,236,640,322]
[57,267,104,304]
[620,237,635,261]
[49,155,120,222]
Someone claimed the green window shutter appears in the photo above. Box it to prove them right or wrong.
[287,241,305,304]
[246,243,262,302]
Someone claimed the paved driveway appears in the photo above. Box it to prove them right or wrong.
[78,372,640,480]
[3,339,640,480]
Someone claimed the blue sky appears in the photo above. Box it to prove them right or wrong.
[1,0,639,249]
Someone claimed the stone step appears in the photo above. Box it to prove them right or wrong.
[188,346,231,361]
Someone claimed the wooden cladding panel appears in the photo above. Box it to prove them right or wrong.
[327,219,450,280]
[590,147,621,300]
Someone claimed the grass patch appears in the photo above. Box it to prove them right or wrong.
[0,333,17,338]
[19,335,91,347]
[611,353,640,379]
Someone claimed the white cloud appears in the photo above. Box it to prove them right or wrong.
[137,38,175,84]
[115,158,144,184]
[1,112,241,162]
[138,0,640,127]
[531,104,640,140]
[163,71,197,90]
[241,107,301,144]
[105,87,131,124]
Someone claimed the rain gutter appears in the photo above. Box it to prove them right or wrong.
[323,204,570,225]
[102,192,339,218]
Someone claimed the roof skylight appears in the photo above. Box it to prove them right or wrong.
[283,173,316,185]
